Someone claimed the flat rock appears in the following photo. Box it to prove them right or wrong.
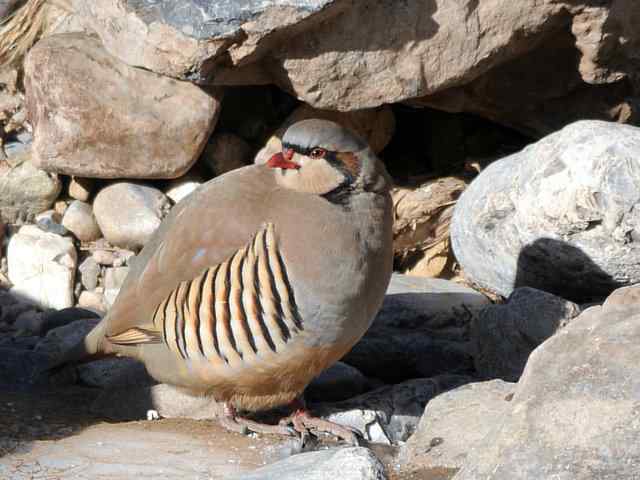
[78,256,101,291]
[24,33,219,179]
[93,183,170,250]
[61,200,102,242]
[0,419,283,480]
[472,287,581,381]
[452,120,640,302]
[400,379,515,470]
[0,149,61,223]
[455,284,640,479]
[8,226,77,310]
[232,447,387,480]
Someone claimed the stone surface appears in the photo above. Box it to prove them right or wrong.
[400,380,515,470]
[255,105,395,164]
[342,274,488,382]
[73,0,349,79]
[78,256,100,291]
[232,447,387,480]
[68,177,94,202]
[61,200,102,242]
[202,132,253,176]
[456,285,640,479]
[0,418,282,480]
[24,33,219,179]
[7,226,77,310]
[0,150,61,223]
[314,375,471,445]
[35,317,99,361]
[472,287,581,382]
[452,120,640,303]
[103,266,130,308]
[305,361,370,403]
[77,357,150,389]
[93,183,170,250]
[77,289,107,313]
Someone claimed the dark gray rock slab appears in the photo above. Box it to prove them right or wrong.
[451,120,640,303]
[472,287,581,381]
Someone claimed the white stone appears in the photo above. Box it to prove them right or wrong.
[8,225,77,309]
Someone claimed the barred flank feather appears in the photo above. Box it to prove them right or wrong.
[0,0,65,68]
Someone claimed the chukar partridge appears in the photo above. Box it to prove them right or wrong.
[64,119,393,442]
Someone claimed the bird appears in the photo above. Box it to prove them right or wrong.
[60,119,394,443]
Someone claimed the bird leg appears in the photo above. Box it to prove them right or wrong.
[219,402,296,436]
[278,397,361,446]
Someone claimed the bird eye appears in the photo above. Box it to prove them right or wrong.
[309,148,327,159]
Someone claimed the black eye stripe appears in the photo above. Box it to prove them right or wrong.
[281,142,354,181]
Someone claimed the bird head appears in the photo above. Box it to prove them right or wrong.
[267,119,391,200]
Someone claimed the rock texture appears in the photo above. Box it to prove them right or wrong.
[232,447,387,480]
[456,284,640,479]
[452,120,640,303]
[0,150,61,223]
[400,380,514,470]
[61,200,101,242]
[24,33,219,179]
[202,132,254,176]
[7,225,77,309]
[93,183,170,250]
[472,287,581,381]
[72,0,349,80]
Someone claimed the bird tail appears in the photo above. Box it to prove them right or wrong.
[0,0,68,69]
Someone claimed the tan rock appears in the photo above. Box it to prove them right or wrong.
[255,104,395,164]
[24,33,220,179]
[61,200,102,242]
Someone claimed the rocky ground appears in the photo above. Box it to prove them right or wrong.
[1,0,640,478]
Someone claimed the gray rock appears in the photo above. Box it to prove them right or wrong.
[77,357,151,388]
[0,348,52,385]
[35,210,68,236]
[472,287,581,381]
[103,267,130,308]
[231,447,387,480]
[25,33,220,179]
[61,200,102,242]
[314,375,471,445]
[35,317,99,360]
[13,309,46,335]
[92,249,116,266]
[400,380,515,470]
[78,256,101,291]
[342,274,488,382]
[94,183,170,250]
[77,290,107,313]
[455,284,640,479]
[305,361,370,403]
[8,225,77,309]
[452,120,640,303]
[0,149,62,223]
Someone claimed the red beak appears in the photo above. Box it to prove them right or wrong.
[267,148,300,170]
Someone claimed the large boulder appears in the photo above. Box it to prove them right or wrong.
[451,120,640,303]
[24,33,219,179]
[455,284,640,479]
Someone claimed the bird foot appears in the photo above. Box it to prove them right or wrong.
[220,403,296,437]
[279,409,361,446]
